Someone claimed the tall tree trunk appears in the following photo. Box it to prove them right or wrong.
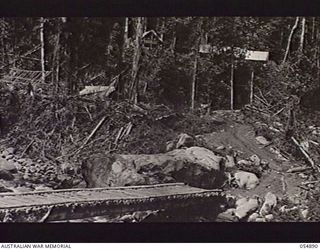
[191,55,198,110]
[40,17,46,83]
[171,22,177,54]
[191,18,202,111]
[250,70,254,105]
[299,17,306,54]
[282,17,299,65]
[52,18,62,86]
[0,18,6,67]
[230,59,234,110]
[312,17,316,42]
[129,17,143,104]
[123,17,129,51]
[317,24,320,83]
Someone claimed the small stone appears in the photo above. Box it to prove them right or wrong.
[279,205,287,213]
[14,162,22,170]
[1,151,9,157]
[301,209,309,219]
[255,217,266,222]
[132,210,158,222]
[255,136,270,145]
[225,155,236,168]
[166,141,175,152]
[237,159,252,166]
[48,165,56,170]
[298,173,308,179]
[260,159,269,169]
[235,197,259,220]
[23,172,31,180]
[247,212,259,222]
[250,154,261,166]
[236,197,248,207]
[225,194,237,208]
[17,158,26,164]
[260,192,277,216]
[34,185,53,191]
[273,122,283,128]
[216,145,225,150]
[24,159,34,167]
[49,174,56,181]
[5,155,14,161]
[176,133,194,149]
[119,214,135,222]
[6,148,16,155]
[265,214,274,221]
[234,171,259,189]
[29,166,36,173]
[24,182,34,188]
[216,208,239,222]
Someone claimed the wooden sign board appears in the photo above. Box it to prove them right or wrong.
[245,50,269,61]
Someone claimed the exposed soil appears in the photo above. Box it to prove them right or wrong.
[202,121,305,200]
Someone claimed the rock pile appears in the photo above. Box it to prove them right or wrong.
[0,148,80,192]
[216,192,278,222]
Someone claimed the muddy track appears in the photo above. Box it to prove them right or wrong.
[202,122,304,198]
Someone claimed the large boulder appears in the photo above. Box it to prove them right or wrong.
[0,158,17,173]
[82,146,226,189]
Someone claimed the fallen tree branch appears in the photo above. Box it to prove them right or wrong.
[21,139,35,157]
[287,166,312,173]
[254,94,271,108]
[38,206,54,223]
[114,127,124,145]
[291,136,316,171]
[124,122,133,137]
[281,175,287,194]
[58,116,108,159]
[301,180,320,185]
[272,107,286,117]
[79,116,107,151]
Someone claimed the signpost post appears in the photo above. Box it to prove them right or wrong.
[244,50,269,106]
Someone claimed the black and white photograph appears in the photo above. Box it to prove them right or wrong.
[0,14,320,229]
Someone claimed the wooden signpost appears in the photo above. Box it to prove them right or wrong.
[244,50,269,107]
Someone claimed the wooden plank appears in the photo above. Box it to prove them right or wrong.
[0,183,224,222]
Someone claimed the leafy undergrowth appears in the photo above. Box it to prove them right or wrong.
[272,197,305,222]
[0,92,225,176]
[306,187,320,222]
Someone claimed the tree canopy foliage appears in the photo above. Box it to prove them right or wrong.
[1,17,320,110]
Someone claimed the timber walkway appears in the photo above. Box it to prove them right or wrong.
[0,183,223,222]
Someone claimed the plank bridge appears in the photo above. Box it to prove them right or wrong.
[0,183,224,222]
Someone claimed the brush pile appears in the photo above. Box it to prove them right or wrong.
[0,87,225,180]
